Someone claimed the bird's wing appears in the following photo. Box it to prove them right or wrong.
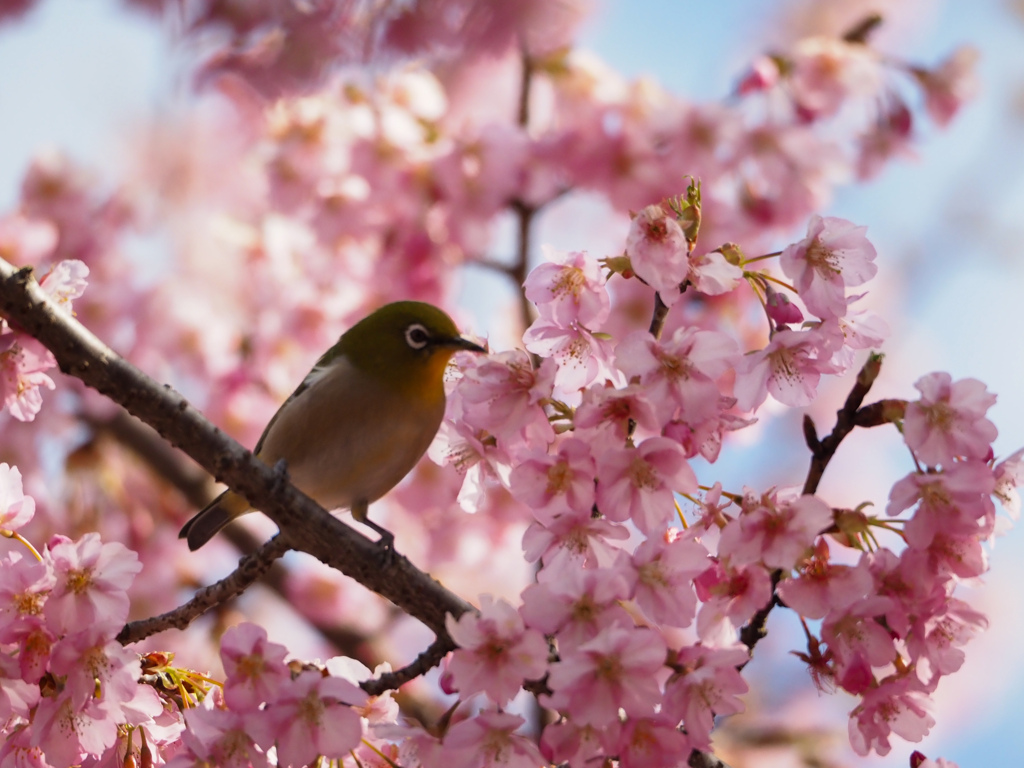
[253,363,333,456]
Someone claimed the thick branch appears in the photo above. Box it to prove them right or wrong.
[0,260,475,646]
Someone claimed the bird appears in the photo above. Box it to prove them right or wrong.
[179,300,485,551]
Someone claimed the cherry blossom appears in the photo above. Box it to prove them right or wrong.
[624,203,690,302]
[616,327,738,425]
[848,676,935,756]
[0,463,35,532]
[219,623,291,712]
[545,625,667,727]
[524,247,610,328]
[264,670,367,767]
[664,644,749,750]
[734,327,841,410]
[0,334,56,422]
[903,372,997,467]
[441,710,546,768]
[595,436,697,533]
[779,214,878,320]
[42,533,142,636]
[445,595,549,704]
[718,489,833,570]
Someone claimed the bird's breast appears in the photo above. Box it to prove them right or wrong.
[256,358,445,511]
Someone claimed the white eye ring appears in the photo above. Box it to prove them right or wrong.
[405,323,431,350]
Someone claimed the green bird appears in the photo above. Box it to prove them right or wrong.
[179,301,485,551]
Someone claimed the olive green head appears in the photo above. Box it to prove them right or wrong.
[327,301,484,384]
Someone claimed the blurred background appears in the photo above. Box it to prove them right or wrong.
[1,0,1022,764]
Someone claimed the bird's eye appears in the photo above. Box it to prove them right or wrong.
[404,323,431,350]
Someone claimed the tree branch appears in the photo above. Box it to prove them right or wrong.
[117,535,291,644]
[740,353,889,653]
[0,259,474,654]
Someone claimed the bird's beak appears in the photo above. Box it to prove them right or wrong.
[444,336,487,354]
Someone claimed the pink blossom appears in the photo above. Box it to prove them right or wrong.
[867,549,947,639]
[764,284,804,326]
[606,714,691,768]
[906,598,987,688]
[521,507,630,568]
[616,327,737,425]
[219,622,291,712]
[508,438,596,521]
[736,55,780,95]
[169,705,270,768]
[545,625,667,726]
[0,726,48,768]
[903,372,997,466]
[779,215,877,320]
[39,259,89,313]
[818,298,890,368]
[0,463,35,532]
[664,644,749,750]
[0,334,56,422]
[718,489,833,570]
[524,247,610,328]
[629,532,708,627]
[777,545,873,619]
[522,317,616,391]
[540,719,605,767]
[993,447,1024,519]
[49,629,141,709]
[43,533,142,635]
[887,461,995,550]
[0,550,53,647]
[520,566,632,651]
[857,98,916,180]
[821,597,897,694]
[574,382,660,447]
[596,436,697,533]
[441,710,545,768]
[265,669,366,767]
[325,657,400,725]
[30,689,119,767]
[688,247,743,295]
[457,350,555,448]
[915,46,979,127]
[734,327,840,410]
[694,561,773,646]
[625,203,690,302]
[787,37,880,120]
[848,676,935,756]
[445,596,549,704]
[0,653,38,723]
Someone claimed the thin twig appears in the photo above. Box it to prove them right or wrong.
[361,636,456,696]
[117,535,290,644]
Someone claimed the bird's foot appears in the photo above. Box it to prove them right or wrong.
[376,530,396,568]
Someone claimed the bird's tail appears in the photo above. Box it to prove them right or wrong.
[178,491,251,551]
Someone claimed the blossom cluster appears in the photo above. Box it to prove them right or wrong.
[0,466,394,767]
[0,463,171,766]
[422,203,1014,763]
[0,251,88,422]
